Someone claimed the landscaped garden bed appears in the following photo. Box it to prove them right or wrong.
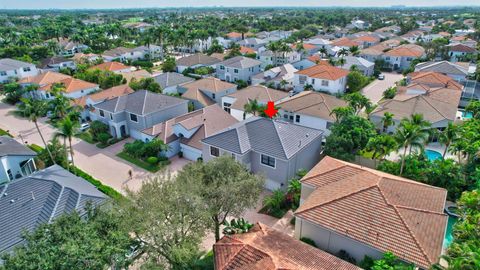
[116,139,171,173]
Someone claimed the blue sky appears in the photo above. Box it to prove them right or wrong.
[0,0,477,9]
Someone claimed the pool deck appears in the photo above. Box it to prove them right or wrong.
[385,142,457,162]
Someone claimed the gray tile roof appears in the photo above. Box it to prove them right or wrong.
[0,136,36,157]
[202,117,323,160]
[415,61,469,76]
[38,56,72,68]
[94,90,187,115]
[176,53,220,67]
[0,58,35,71]
[153,72,195,89]
[0,165,106,253]
[218,56,262,69]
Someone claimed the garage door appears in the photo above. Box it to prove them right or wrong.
[182,148,202,161]
[265,178,281,191]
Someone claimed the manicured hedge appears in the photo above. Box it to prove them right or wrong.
[28,144,44,154]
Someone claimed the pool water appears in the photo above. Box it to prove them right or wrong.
[443,216,457,248]
[462,111,473,119]
[425,150,442,161]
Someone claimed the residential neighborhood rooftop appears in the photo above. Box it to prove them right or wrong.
[296,64,349,80]
[0,58,35,71]
[0,136,36,157]
[218,56,262,69]
[226,85,289,110]
[176,53,221,67]
[214,223,361,270]
[297,156,448,269]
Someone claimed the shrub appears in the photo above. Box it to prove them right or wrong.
[97,132,111,145]
[235,80,248,89]
[146,157,158,165]
[89,121,109,139]
[337,250,356,264]
[300,237,317,247]
[69,166,124,201]
[382,86,397,99]
[28,144,43,153]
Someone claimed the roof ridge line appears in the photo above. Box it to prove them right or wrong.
[300,164,349,183]
[296,184,377,215]
[394,205,446,215]
[419,95,449,119]
[142,90,148,115]
[271,121,289,159]
[48,185,65,223]
[377,186,432,265]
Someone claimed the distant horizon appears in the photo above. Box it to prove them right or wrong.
[1,0,479,10]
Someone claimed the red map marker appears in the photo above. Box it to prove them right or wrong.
[264,101,278,118]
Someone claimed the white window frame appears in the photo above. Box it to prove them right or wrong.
[130,113,138,122]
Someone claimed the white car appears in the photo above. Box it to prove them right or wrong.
[378,74,385,80]
[80,122,90,132]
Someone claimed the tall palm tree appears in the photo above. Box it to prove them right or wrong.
[381,112,395,132]
[337,57,346,68]
[55,116,80,170]
[319,47,328,58]
[330,106,355,122]
[365,134,397,163]
[395,118,431,175]
[439,122,459,159]
[267,41,280,67]
[338,48,349,57]
[17,98,56,164]
[244,99,262,117]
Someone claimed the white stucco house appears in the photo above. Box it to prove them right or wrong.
[0,58,39,84]
[293,64,349,94]
[0,136,37,184]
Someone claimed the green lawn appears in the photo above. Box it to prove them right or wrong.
[0,128,13,137]
[116,151,165,173]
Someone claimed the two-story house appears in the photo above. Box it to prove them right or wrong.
[277,91,347,136]
[176,53,221,73]
[414,61,472,82]
[20,72,99,100]
[152,72,195,95]
[93,90,188,139]
[448,44,477,62]
[295,156,448,270]
[101,47,139,62]
[72,84,135,121]
[333,56,374,76]
[0,59,39,83]
[382,44,426,71]
[202,117,323,190]
[251,64,298,90]
[216,56,262,84]
[0,136,37,184]
[293,64,349,94]
[38,56,76,72]
[140,105,238,160]
[257,50,301,69]
[222,85,289,121]
[178,77,237,110]
[237,38,268,51]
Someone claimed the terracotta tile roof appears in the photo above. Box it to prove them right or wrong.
[180,77,236,107]
[41,77,98,93]
[409,71,463,90]
[291,43,317,51]
[19,71,71,85]
[307,55,331,65]
[227,32,242,38]
[296,64,349,81]
[72,84,134,107]
[448,44,476,53]
[331,37,361,48]
[226,85,289,110]
[296,156,448,269]
[240,46,256,55]
[89,62,133,72]
[142,105,237,149]
[384,44,425,58]
[438,32,451,37]
[214,223,361,270]
[353,35,380,43]
[277,91,347,121]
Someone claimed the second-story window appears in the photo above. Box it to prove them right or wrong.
[321,80,329,86]
[295,115,300,123]
[23,67,31,72]
[234,69,239,73]
[220,65,225,70]
[210,146,219,157]
[212,93,216,99]
[130,113,138,122]
[99,110,105,117]
[261,154,275,168]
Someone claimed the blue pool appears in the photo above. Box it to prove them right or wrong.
[425,150,442,161]
[461,110,473,119]
[443,216,457,248]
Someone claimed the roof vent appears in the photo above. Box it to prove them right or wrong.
[306,133,309,138]
[3,192,7,196]
[10,199,15,204]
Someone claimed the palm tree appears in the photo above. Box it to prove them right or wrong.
[330,106,355,122]
[338,48,349,57]
[395,117,431,175]
[319,47,328,58]
[439,122,459,159]
[349,45,360,56]
[381,112,395,132]
[365,134,397,166]
[17,98,56,164]
[337,57,346,68]
[267,41,280,67]
[244,99,262,116]
[55,116,80,170]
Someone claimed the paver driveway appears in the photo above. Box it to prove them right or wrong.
[362,72,404,104]
[0,101,190,193]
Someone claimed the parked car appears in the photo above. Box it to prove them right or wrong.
[378,74,385,80]
[80,122,90,131]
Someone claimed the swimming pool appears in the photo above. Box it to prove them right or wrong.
[425,149,442,161]
[443,216,457,248]
[460,110,473,119]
